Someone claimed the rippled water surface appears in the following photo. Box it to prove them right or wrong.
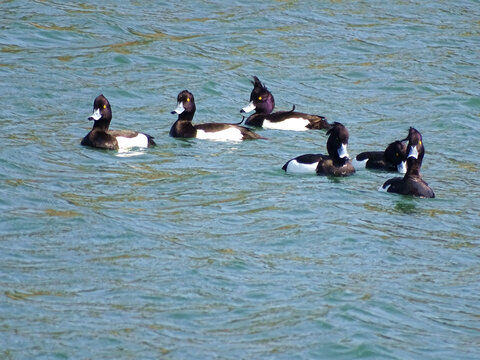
[1,0,480,358]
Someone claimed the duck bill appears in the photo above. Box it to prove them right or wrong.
[171,102,185,115]
[407,145,419,159]
[337,143,349,159]
[240,101,256,113]
[397,161,407,174]
[88,108,101,121]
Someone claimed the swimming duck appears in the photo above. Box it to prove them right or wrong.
[282,122,355,176]
[240,76,331,131]
[379,127,435,198]
[354,140,407,173]
[170,90,265,141]
[81,94,155,150]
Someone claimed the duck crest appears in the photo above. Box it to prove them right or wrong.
[252,76,266,90]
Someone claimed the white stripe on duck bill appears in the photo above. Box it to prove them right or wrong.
[116,133,150,149]
[285,159,319,174]
[241,101,256,113]
[263,118,311,131]
[196,128,244,142]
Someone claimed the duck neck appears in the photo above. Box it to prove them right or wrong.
[178,111,194,122]
[170,119,196,137]
[406,157,422,176]
[92,118,111,131]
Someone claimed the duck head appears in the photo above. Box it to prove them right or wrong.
[384,140,408,173]
[240,76,275,115]
[88,94,112,129]
[402,127,425,175]
[326,122,350,163]
[171,90,196,121]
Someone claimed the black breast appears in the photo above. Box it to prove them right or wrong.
[170,120,197,138]
[81,130,119,150]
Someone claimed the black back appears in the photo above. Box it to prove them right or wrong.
[281,153,325,171]
[356,140,407,171]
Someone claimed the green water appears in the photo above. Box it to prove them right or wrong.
[1,0,479,358]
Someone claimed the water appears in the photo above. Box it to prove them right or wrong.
[1,0,480,358]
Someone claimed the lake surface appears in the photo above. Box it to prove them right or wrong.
[1,0,480,358]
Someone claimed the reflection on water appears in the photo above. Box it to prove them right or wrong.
[115,148,148,158]
[393,198,418,214]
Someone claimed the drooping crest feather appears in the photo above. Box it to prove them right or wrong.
[252,76,267,91]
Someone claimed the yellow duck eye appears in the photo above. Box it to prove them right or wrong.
[396,153,399,157]
[186,98,190,102]
[103,104,107,109]
[419,140,422,145]
[258,96,262,100]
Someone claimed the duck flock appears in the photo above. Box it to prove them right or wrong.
[81,76,435,199]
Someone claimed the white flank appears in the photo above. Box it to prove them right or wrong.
[241,101,256,113]
[397,161,407,174]
[116,134,149,149]
[378,184,390,192]
[196,128,243,142]
[263,118,310,131]
[352,158,368,170]
[337,143,349,159]
[285,160,318,174]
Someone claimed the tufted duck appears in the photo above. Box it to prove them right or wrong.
[354,140,407,173]
[170,90,265,141]
[282,122,355,176]
[240,76,331,131]
[81,94,155,150]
